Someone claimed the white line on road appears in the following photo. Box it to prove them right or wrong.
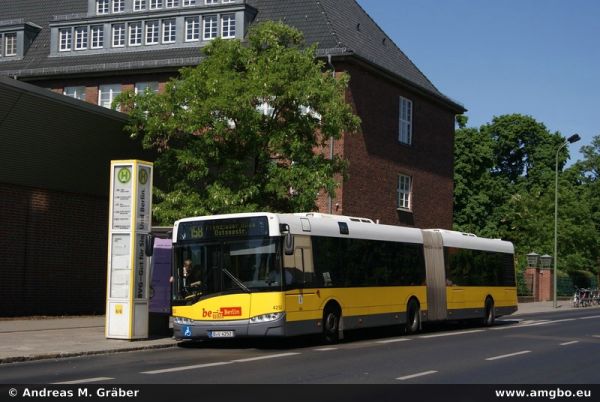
[552,318,577,323]
[420,329,484,339]
[143,352,300,374]
[142,361,232,374]
[231,352,300,363]
[517,321,553,327]
[559,341,579,346]
[376,338,411,344]
[579,315,600,320]
[313,347,339,351]
[485,350,531,361]
[396,370,438,381]
[491,321,551,330]
[53,377,114,384]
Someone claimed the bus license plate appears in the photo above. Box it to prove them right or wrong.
[209,330,234,338]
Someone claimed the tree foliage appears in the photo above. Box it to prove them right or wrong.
[117,21,360,224]
[454,114,600,278]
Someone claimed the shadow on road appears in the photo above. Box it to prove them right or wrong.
[175,318,521,351]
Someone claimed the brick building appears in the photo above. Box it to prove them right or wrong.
[1,0,465,315]
[0,77,148,316]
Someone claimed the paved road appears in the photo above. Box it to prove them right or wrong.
[1,309,599,384]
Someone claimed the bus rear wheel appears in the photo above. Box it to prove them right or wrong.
[482,297,495,327]
[405,299,421,334]
[322,307,341,344]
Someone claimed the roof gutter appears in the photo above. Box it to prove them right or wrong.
[316,49,466,114]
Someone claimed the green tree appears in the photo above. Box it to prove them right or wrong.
[453,114,598,280]
[117,22,360,224]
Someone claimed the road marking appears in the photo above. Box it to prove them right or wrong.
[142,361,231,374]
[485,350,531,361]
[492,320,551,330]
[420,329,484,338]
[396,370,438,381]
[53,377,113,384]
[593,335,600,338]
[559,341,579,346]
[579,315,600,320]
[314,347,339,351]
[518,321,552,327]
[231,352,300,363]
[376,338,411,344]
[143,352,300,375]
[552,318,577,323]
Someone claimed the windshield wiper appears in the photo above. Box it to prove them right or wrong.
[222,268,250,293]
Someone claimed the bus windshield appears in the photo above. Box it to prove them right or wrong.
[173,237,283,304]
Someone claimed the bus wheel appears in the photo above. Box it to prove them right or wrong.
[482,297,495,327]
[405,299,421,334]
[322,306,341,344]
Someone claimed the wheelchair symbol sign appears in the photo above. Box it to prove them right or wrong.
[183,326,192,337]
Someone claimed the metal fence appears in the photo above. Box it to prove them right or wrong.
[519,271,597,297]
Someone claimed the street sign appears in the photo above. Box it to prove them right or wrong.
[106,160,153,339]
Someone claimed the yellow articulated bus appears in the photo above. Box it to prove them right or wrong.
[171,212,517,342]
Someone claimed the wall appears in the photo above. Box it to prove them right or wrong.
[0,183,108,316]
[339,62,456,229]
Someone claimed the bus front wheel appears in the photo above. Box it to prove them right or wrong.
[482,297,495,327]
[405,299,421,334]
[322,306,341,344]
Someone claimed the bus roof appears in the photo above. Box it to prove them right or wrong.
[423,229,514,254]
[172,213,513,253]
[279,213,423,244]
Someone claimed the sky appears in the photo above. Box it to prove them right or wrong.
[356,0,600,163]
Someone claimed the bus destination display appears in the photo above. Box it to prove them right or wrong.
[177,217,269,242]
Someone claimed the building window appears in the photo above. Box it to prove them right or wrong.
[221,14,235,39]
[59,28,72,51]
[74,27,88,50]
[185,16,200,41]
[133,0,146,11]
[129,22,143,46]
[4,33,17,56]
[203,15,217,40]
[96,0,110,14]
[98,84,122,109]
[162,19,177,43]
[257,98,275,118]
[166,0,179,7]
[222,0,234,3]
[149,0,163,9]
[145,20,159,44]
[397,174,412,210]
[183,0,196,5]
[399,96,413,145]
[113,0,125,13]
[64,86,86,101]
[135,82,159,94]
[90,25,104,49]
[112,23,125,47]
[205,0,218,4]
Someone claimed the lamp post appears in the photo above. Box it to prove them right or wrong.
[526,252,540,268]
[554,134,581,308]
[540,254,552,270]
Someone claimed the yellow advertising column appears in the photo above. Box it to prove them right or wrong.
[106,160,153,340]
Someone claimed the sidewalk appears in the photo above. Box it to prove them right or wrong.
[0,302,597,364]
[0,316,176,364]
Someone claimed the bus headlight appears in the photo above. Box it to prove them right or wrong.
[249,312,283,323]
[173,316,193,325]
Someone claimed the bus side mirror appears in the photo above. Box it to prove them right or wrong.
[281,224,294,255]
[144,234,155,257]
